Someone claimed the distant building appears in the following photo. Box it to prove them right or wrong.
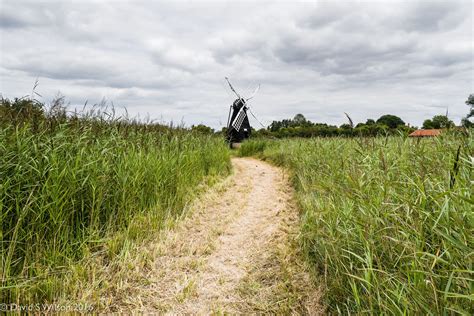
[408,129,442,137]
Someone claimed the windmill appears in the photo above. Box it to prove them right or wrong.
[224,77,263,147]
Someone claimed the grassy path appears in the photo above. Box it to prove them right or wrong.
[103,157,321,314]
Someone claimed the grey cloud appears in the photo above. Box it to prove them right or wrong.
[0,13,31,28]
[399,0,469,33]
[10,59,116,81]
[0,0,472,128]
[274,32,417,78]
[0,1,65,29]
[273,9,470,85]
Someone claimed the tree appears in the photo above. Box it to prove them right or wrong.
[461,94,474,127]
[191,124,214,134]
[422,119,434,129]
[293,113,307,125]
[0,97,44,123]
[269,119,292,132]
[376,114,405,129]
[268,114,313,132]
[355,125,369,136]
[431,115,454,129]
[253,128,271,138]
[366,119,375,125]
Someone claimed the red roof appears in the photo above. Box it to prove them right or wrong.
[409,129,442,137]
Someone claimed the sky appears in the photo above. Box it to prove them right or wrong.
[0,0,472,129]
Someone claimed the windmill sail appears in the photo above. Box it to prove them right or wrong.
[231,106,247,131]
[225,77,241,99]
[246,84,260,101]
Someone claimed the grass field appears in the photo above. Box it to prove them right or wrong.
[0,111,231,304]
[238,134,473,314]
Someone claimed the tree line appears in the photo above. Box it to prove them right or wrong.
[251,94,473,138]
[254,113,414,138]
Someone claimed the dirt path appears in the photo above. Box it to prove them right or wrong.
[104,158,321,314]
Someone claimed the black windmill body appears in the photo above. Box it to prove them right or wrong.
[224,77,263,145]
[227,98,251,143]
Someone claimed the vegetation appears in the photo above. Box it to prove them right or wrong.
[2,91,472,312]
[462,94,474,128]
[238,134,473,314]
[375,114,405,129]
[257,113,414,138]
[423,115,455,129]
[0,96,231,303]
[191,124,214,134]
[252,95,473,138]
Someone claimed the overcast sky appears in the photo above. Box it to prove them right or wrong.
[0,0,472,128]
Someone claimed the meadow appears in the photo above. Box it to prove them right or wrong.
[238,134,473,314]
[0,99,231,304]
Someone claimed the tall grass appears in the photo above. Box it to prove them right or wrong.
[237,138,270,157]
[239,134,473,314]
[0,108,231,303]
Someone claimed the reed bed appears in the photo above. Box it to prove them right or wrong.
[0,106,231,303]
[239,134,473,314]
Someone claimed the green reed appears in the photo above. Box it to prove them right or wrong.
[0,115,230,303]
[239,134,473,314]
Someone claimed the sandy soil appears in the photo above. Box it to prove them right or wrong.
[104,157,321,314]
